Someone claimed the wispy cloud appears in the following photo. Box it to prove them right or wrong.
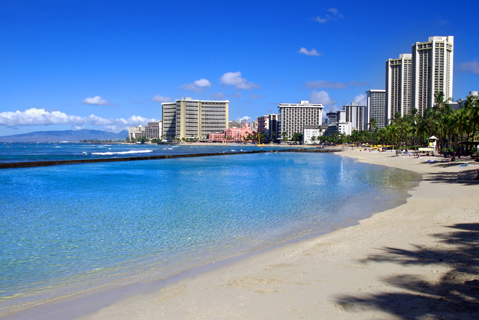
[0,108,155,132]
[305,80,348,89]
[180,78,212,92]
[151,95,172,103]
[305,80,367,89]
[248,93,265,99]
[309,90,336,105]
[298,47,321,56]
[220,72,261,90]
[315,8,343,23]
[458,61,479,74]
[348,81,368,86]
[233,92,243,98]
[211,92,226,100]
[353,94,367,106]
[82,96,116,107]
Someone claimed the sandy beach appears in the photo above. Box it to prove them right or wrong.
[12,150,479,320]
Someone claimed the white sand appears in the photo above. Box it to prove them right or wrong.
[62,151,479,319]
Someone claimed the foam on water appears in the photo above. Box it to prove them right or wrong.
[91,149,153,155]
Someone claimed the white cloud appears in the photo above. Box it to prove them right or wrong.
[82,96,115,107]
[315,8,343,23]
[236,116,252,123]
[180,78,212,92]
[248,93,265,99]
[353,94,367,106]
[233,92,243,98]
[151,95,172,103]
[458,61,479,74]
[211,92,226,100]
[315,16,328,23]
[0,108,155,132]
[323,105,341,119]
[220,72,260,90]
[309,90,336,105]
[305,80,347,89]
[298,48,321,56]
[328,8,343,17]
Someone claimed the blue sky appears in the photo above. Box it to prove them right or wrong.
[1,0,478,136]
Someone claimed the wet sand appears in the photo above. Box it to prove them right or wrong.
[9,149,479,319]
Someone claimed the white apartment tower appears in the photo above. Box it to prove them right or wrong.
[412,36,454,115]
[278,100,323,140]
[366,90,387,129]
[343,104,368,131]
[386,53,412,120]
[162,97,229,140]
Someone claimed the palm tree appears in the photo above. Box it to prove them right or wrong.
[417,107,438,146]
[433,91,453,153]
[368,117,378,145]
[391,112,411,151]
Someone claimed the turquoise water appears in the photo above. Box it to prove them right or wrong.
[0,151,419,313]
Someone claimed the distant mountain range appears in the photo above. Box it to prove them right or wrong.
[0,130,128,143]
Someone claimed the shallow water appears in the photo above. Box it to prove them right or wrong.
[0,151,420,314]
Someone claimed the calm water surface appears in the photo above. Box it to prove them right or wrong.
[0,150,420,314]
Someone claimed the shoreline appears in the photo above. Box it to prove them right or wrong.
[5,150,479,319]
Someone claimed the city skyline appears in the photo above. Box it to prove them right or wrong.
[1,0,478,137]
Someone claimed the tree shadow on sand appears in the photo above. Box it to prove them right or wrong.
[421,166,479,186]
[336,223,479,319]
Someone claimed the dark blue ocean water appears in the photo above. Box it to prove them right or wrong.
[0,145,419,314]
[0,142,281,163]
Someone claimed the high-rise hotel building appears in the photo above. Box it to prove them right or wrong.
[278,100,323,139]
[386,53,412,121]
[343,104,368,131]
[366,90,387,129]
[162,97,229,140]
[412,36,454,115]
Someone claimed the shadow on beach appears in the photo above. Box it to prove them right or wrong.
[420,167,479,186]
[335,223,479,319]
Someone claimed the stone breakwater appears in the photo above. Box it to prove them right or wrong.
[0,148,342,169]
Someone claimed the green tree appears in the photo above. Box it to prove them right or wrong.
[291,132,303,144]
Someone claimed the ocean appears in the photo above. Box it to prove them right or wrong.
[0,144,420,315]
[0,142,281,164]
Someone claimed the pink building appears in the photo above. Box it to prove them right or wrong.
[209,122,254,143]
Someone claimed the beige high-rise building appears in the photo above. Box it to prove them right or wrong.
[278,100,323,140]
[386,53,412,120]
[162,97,229,140]
[412,36,454,115]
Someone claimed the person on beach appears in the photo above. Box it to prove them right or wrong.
[451,151,456,162]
